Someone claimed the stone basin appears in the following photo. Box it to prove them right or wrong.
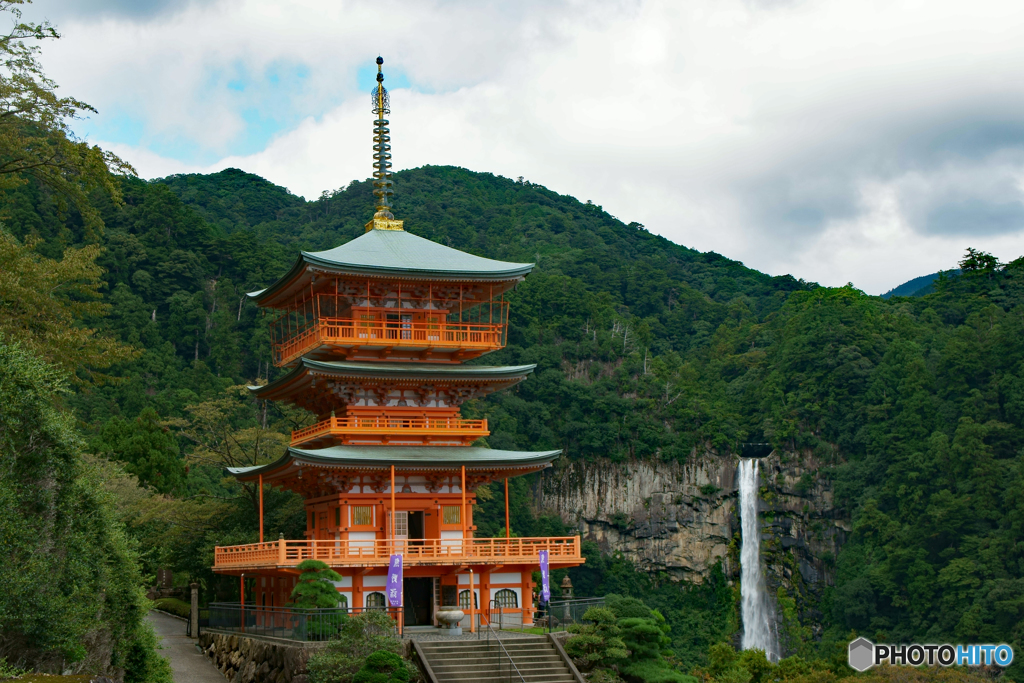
[435,608,465,635]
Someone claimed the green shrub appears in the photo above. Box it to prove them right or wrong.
[619,659,697,683]
[307,611,401,683]
[605,595,652,620]
[153,597,191,619]
[352,651,409,683]
[565,607,628,670]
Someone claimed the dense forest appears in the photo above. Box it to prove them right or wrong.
[5,160,1024,681]
[1,3,1023,680]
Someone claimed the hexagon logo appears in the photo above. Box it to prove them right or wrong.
[848,637,875,672]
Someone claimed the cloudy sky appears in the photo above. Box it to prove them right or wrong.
[25,0,1024,294]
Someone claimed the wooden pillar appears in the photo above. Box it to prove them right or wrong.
[259,474,264,544]
[504,477,510,539]
[469,568,475,634]
[390,465,396,544]
[461,466,467,542]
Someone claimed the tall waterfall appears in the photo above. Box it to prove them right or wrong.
[738,458,779,661]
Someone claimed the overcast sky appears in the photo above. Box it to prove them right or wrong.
[24,0,1024,294]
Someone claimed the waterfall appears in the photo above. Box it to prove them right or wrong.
[738,458,779,662]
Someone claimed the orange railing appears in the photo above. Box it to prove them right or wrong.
[214,536,582,570]
[272,318,506,366]
[291,416,489,446]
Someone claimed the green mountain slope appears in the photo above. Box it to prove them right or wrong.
[4,165,1024,677]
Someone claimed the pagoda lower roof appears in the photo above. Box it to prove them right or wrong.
[248,229,533,307]
[248,359,536,402]
[226,446,562,481]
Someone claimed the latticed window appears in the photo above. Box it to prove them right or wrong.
[494,589,518,608]
[394,511,408,538]
[366,592,386,609]
[442,505,461,525]
[337,593,348,609]
[459,590,477,609]
[352,506,373,526]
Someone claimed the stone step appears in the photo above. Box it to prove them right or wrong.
[431,660,567,673]
[415,636,577,683]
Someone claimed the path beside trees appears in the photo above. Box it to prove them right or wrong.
[147,611,224,683]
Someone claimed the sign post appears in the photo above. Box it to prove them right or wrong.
[388,554,403,635]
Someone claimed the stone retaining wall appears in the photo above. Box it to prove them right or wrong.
[198,630,325,683]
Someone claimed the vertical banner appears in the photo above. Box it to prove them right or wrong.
[539,550,550,603]
[388,554,403,608]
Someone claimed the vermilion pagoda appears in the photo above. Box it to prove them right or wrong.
[211,58,583,630]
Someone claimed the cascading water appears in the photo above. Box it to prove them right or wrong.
[738,458,780,662]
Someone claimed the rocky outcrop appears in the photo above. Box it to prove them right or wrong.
[199,631,323,683]
[536,448,848,597]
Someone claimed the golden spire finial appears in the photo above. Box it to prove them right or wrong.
[366,56,404,232]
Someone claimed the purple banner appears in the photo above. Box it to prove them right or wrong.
[388,554,403,608]
[539,550,550,603]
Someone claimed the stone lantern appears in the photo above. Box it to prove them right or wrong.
[560,575,573,599]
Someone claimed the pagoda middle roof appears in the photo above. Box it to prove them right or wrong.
[248,229,534,307]
[227,445,562,480]
[249,359,536,400]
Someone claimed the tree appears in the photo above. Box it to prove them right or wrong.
[289,560,344,609]
[0,230,137,380]
[169,384,289,514]
[565,607,629,671]
[90,407,184,494]
[0,0,134,238]
[0,339,170,680]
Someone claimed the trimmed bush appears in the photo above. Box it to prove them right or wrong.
[153,598,191,619]
[352,650,410,683]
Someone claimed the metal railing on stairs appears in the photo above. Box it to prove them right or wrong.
[483,600,525,683]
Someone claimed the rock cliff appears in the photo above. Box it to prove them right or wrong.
[535,449,849,607]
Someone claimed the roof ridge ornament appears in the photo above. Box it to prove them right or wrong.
[366,56,404,232]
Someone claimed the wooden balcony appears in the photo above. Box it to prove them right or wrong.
[213,536,583,572]
[291,415,489,447]
[272,318,506,366]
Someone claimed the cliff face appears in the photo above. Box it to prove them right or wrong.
[536,449,848,606]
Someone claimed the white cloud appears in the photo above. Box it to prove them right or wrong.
[37,0,1024,293]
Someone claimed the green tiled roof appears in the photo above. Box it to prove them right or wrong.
[248,359,536,398]
[248,229,533,304]
[226,446,561,478]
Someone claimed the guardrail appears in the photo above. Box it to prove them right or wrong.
[214,536,582,570]
[272,317,506,365]
[204,603,399,642]
[291,415,489,446]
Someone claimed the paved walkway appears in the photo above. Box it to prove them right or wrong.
[147,611,225,683]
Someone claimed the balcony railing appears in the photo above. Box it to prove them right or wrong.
[291,415,489,447]
[213,536,583,571]
[272,317,506,366]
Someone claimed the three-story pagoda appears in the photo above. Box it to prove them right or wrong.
[212,58,583,631]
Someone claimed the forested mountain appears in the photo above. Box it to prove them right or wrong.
[5,164,1024,681]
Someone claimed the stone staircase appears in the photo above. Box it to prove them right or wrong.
[414,635,579,683]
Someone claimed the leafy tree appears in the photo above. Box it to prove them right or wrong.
[289,560,344,609]
[0,230,136,380]
[90,407,183,493]
[0,339,169,680]
[566,607,629,671]
[0,0,133,238]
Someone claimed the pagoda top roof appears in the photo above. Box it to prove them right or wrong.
[248,359,536,402]
[248,229,534,307]
[226,445,561,481]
